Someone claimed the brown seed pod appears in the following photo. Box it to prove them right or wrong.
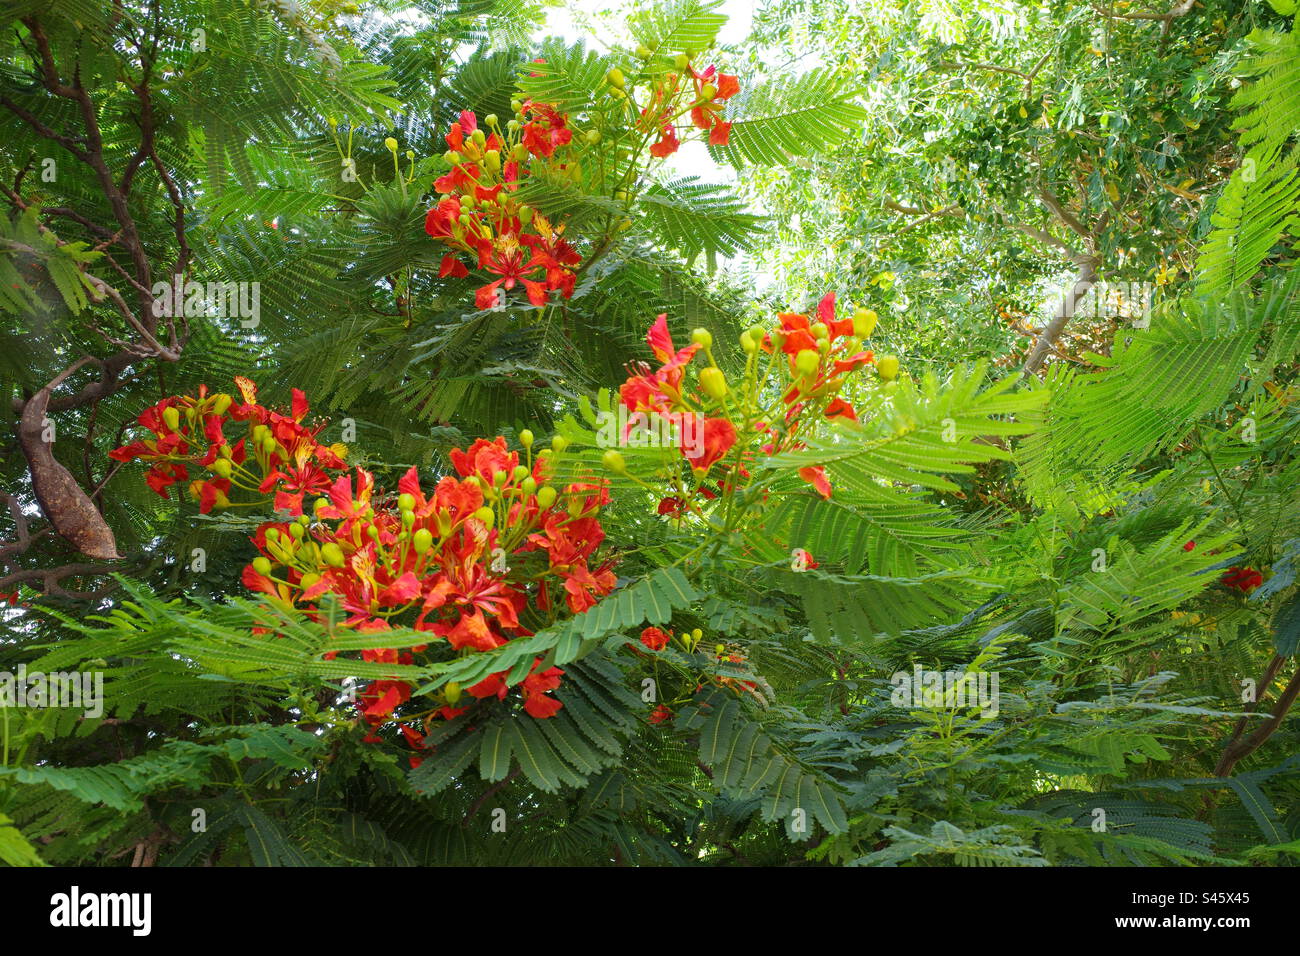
[17,384,120,561]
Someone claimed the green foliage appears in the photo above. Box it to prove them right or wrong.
[710,68,868,168]
[2,0,1300,869]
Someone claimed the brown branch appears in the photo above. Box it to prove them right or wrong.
[1214,661,1300,778]
[21,18,153,308]
[935,49,1052,95]
[1091,0,1196,26]
[1037,186,1093,243]
[0,491,35,567]
[0,95,89,159]
[461,768,522,828]
[883,189,1105,376]
[1020,257,1101,375]
[0,562,120,600]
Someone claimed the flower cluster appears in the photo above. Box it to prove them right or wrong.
[425,53,742,311]
[244,431,616,737]
[425,107,582,310]
[115,383,619,759]
[611,292,883,518]
[629,55,740,157]
[110,377,348,515]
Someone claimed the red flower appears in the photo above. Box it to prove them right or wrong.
[196,477,232,513]
[449,437,518,483]
[439,254,468,278]
[474,235,551,309]
[649,123,680,158]
[824,398,858,421]
[359,678,412,720]
[425,196,462,241]
[658,496,685,517]
[521,658,565,718]
[640,626,671,651]
[682,416,737,475]
[445,110,477,152]
[523,693,563,719]
[467,671,509,700]
[1221,566,1263,593]
[520,102,573,158]
[400,724,427,751]
[619,315,701,423]
[793,548,819,570]
[689,66,740,145]
[649,704,673,725]
[798,465,832,499]
[521,223,581,299]
[561,560,618,613]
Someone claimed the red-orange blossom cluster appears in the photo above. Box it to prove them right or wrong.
[112,379,617,755]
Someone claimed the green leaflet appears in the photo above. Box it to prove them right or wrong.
[709,68,868,168]
[0,813,47,867]
[684,694,849,840]
[410,657,642,795]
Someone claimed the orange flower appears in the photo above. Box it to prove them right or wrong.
[640,626,671,651]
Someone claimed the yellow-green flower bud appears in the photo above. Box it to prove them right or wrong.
[794,349,820,376]
[699,367,728,400]
[853,307,878,338]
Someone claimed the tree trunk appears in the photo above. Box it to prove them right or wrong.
[1021,257,1100,376]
